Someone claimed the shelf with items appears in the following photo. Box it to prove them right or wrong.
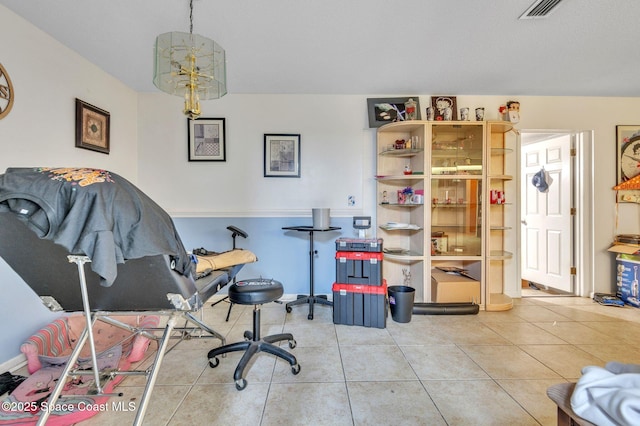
[431,123,485,176]
[376,121,427,301]
[379,148,424,158]
[484,121,517,311]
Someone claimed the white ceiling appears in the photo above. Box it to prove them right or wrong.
[2,0,640,97]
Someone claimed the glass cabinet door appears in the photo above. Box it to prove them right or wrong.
[431,123,484,176]
[430,178,482,256]
[430,123,484,258]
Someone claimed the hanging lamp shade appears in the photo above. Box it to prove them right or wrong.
[153,31,227,119]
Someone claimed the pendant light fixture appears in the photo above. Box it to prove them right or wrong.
[153,0,227,120]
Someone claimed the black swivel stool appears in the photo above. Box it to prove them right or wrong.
[207,278,301,390]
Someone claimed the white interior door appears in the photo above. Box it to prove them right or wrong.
[521,133,574,292]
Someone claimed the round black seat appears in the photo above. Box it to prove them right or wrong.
[208,277,300,390]
[229,278,283,305]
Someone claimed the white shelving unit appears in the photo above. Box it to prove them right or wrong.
[375,120,517,310]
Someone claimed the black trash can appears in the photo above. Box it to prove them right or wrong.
[388,285,415,323]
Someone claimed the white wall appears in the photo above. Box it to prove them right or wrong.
[0,5,139,364]
[139,93,640,298]
[137,94,371,217]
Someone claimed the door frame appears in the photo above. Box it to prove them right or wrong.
[517,129,594,297]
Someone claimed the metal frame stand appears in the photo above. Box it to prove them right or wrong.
[36,255,225,426]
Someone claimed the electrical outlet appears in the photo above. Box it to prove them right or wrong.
[348,195,355,206]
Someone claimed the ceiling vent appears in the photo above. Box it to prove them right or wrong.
[519,0,565,19]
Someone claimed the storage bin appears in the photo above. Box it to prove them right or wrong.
[332,281,387,328]
[335,251,383,285]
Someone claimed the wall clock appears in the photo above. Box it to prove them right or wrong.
[620,135,640,181]
[0,63,15,119]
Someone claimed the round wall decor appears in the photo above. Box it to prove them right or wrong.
[0,63,15,119]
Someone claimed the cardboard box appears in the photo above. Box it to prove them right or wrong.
[431,269,480,303]
[608,243,640,255]
[615,254,640,308]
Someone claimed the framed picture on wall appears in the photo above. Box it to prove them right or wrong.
[188,118,226,161]
[616,125,640,185]
[430,96,458,121]
[264,134,300,177]
[75,98,110,154]
[366,97,421,128]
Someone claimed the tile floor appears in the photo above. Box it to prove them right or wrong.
[23,295,640,425]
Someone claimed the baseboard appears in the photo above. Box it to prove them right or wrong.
[0,353,27,373]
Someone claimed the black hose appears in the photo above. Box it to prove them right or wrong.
[412,302,479,315]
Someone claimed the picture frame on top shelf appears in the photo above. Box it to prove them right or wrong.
[430,96,458,121]
[187,117,226,161]
[264,134,300,177]
[75,98,110,154]
[367,97,421,128]
[616,125,640,185]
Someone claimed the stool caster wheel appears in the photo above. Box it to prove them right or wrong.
[244,331,252,340]
[286,306,292,313]
[291,363,301,375]
[235,378,247,391]
[289,339,296,349]
[208,357,220,368]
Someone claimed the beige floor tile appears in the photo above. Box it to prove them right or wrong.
[460,345,561,379]
[483,321,568,345]
[519,344,605,380]
[576,344,640,364]
[386,319,456,345]
[271,345,343,383]
[282,322,338,347]
[348,381,446,425]
[437,321,512,345]
[341,345,418,381]
[534,321,619,345]
[169,383,269,425]
[497,379,567,426]
[477,308,529,322]
[335,323,396,345]
[545,305,622,322]
[423,380,540,425]
[401,344,489,380]
[512,305,574,322]
[261,382,352,426]
[579,320,640,344]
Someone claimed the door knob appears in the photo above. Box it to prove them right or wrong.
[521,219,527,225]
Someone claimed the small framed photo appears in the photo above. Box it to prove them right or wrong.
[616,125,640,185]
[264,134,300,177]
[430,96,458,121]
[75,98,110,154]
[367,97,421,128]
[431,236,448,254]
[188,118,226,161]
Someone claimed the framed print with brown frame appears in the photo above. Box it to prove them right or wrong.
[75,98,110,154]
